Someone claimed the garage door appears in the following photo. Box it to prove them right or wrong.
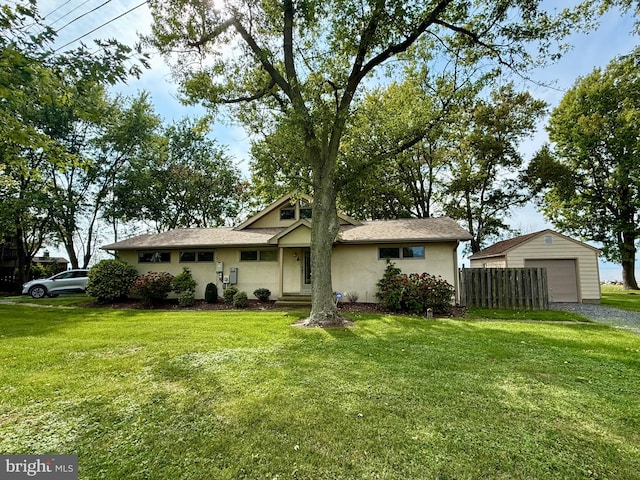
[524,259,578,303]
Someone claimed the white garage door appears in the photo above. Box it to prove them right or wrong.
[524,259,579,303]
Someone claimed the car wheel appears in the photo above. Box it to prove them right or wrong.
[29,285,47,299]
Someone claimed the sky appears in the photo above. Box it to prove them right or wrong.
[31,0,639,279]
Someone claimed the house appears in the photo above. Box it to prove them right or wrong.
[33,251,69,274]
[101,193,473,302]
[469,229,601,303]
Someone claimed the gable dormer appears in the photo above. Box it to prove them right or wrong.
[234,192,362,230]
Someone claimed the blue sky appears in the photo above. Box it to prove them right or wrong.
[36,1,638,277]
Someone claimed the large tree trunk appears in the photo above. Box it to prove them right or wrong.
[621,232,638,290]
[303,150,343,326]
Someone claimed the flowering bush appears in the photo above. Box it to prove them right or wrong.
[376,262,454,315]
[130,272,174,307]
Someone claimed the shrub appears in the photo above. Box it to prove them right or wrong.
[130,272,174,307]
[345,291,359,303]
[177,291,195,307]
[87,259,139,303]
[253,288,271,302]
[223,286,239,305]
[376,262,404,311]
[205,283,218,303]
[173,267,197,307]
[233,290,249,308]
[376,262,454,315]
[173,267,197,294]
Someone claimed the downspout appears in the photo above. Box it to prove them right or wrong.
[278,246,284,298]
[453,241,460,304]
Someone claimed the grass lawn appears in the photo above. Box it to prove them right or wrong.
[601,284,640,311]
[0,303,638,479]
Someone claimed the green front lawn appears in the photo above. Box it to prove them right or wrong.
[601,284,640,311]
[1,305,638,479]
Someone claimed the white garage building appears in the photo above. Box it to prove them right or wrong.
[469,230,601,303]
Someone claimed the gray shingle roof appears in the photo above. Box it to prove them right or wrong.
[340,217,473,243]
[102,217,472,250]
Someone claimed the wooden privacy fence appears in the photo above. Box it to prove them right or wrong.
[459,267,549,310]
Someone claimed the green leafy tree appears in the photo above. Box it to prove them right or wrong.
[442,84,547,253]
[108,118,244,231]
[147,0,590,325]
[44,90,160,269]
[526,49,640,289]
[0,1,149,281]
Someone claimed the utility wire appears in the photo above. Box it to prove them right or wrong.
[48,0,93,27]
[53,0,148,52]
[56,0,113,33]
[42,0,74,20]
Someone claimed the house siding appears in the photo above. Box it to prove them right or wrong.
[332,242,459,304]
[502,234,600,302]
[117,248,281,301]
[469,256,507,268]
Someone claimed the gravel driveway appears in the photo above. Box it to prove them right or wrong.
[550,302,640,335]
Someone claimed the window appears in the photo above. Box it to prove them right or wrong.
[179,251,214,262]
[379,247,401,259]
[240,250,278,261]
[379,246,425,260]
[138,251,171,263]
[179,251,196,262]
[402,246,425,259]
[280,208,295,220]
[197,251,214,262]
[300,200,312,219]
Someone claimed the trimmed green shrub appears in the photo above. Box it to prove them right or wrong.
[177,291,195,307]
[130,272,174,307]
[87,259,139,303]
[233,290,249,308]
[173,267,197,307]
[173,267,197,294]
[253,288,271,302]
[223,286,239,305]
[205,283,218,303]
[376,262,455,315]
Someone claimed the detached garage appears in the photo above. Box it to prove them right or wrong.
[469,230,601,303]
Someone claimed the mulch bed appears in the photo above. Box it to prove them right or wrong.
[83,297,465,318]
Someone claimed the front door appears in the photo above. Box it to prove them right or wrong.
[302,248,312,291]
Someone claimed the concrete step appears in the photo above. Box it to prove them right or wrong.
[275,293,312,308]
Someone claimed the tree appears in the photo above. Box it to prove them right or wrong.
[45,91,160,269]
[337,55,486,220]
[526,49,640,289]
[148,0,588,325]
[107,118,244,232]
[442,84,546,253]
[0,0,149,281]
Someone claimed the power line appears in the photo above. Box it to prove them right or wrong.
[47,0,93,27]
[56,0,113,33]
[42,0,74,20]
[53,0,148,52]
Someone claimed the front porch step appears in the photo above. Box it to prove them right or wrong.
[275,293,312,308]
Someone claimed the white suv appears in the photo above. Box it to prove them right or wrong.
[22,269,89,299]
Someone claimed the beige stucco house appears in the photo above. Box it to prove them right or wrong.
[102,193,473,302]
[469,229,601,303]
